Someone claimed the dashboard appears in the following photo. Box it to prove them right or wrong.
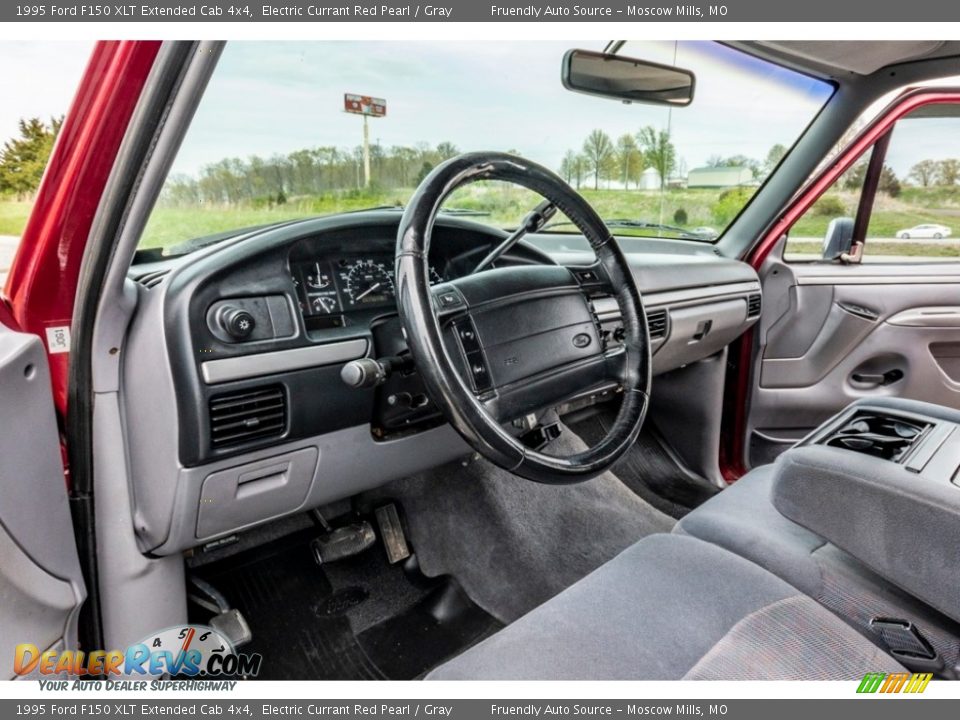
[123,209,762,556]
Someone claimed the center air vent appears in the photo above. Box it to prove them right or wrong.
[647,309,668,339]
[747,294,762,318]
[209,385,287,448]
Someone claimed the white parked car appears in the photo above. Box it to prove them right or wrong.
[896,223,952,239]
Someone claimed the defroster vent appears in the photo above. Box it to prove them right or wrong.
[209,385,287,448]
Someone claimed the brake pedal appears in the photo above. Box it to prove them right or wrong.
[311,521,376,564]
[375,503,411,565]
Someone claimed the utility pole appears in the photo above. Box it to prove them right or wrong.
[362,114,371,188]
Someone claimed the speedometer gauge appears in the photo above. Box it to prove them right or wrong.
[339,259,395,306]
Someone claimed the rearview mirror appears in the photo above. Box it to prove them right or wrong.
[562,49,695,106]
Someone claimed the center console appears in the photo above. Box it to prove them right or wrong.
[802,401,960,480]
[771,397,960,627]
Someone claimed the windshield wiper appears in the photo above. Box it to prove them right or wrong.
[471,199,557,274]
[542,217,706,241]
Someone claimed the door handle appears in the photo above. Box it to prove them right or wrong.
[851,369,904,387]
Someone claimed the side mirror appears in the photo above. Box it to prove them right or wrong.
[821,217,857,261]
[562,49,695,106]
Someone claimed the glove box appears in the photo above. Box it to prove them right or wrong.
[196,446,319,540]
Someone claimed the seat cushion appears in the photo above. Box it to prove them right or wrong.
[675,465,825,595]
[428,534,901,680]
[676,465,960,668]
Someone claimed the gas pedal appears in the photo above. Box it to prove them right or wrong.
[375,503,411,565]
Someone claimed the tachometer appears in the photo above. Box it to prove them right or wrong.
[339,259,395,306]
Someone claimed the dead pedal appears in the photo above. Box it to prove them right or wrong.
[311,521,376,564]
[375,503,411,565]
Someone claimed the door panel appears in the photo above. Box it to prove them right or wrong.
[0,322,85,678]
[747,242,960,467]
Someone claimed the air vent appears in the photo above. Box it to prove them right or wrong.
[747,293,762,318]
[647,309,668,339]
[209,385,287,448]
[134,269,170,288]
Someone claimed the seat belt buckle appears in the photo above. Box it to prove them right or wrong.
[870,617,944,673]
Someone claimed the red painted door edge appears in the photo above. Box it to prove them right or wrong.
[3,40,161,416]
[719,87,960,482]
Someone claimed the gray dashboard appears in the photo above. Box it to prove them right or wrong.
[122,210,760,555]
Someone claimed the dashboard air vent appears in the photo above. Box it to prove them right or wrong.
[747,293,762,318]
[134,269,170,289]
[209,385,287,448]
[647,309,668,339]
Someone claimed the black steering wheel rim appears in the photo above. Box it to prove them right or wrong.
[396,152,651,483]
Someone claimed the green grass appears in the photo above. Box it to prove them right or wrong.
[5,182,960,259]
[139,185,729,250]
[0,201,32,235]
[786,240,960,259]
[791,190,960,238]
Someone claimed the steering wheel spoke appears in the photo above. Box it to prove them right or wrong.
[397,152,652,483]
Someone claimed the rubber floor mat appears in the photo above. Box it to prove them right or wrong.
[190,526,501,680]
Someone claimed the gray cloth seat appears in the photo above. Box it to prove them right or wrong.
[428,534,902,680]
[675,464,960,668]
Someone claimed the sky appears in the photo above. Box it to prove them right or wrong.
[0,41,92,144]
[170,40,833,179]
[0,40,954,182]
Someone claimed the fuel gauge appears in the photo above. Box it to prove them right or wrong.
[311,295,339,315]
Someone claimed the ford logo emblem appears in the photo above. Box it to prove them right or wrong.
[573,333,592,349]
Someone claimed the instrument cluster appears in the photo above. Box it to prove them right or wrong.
[292,254,443,325]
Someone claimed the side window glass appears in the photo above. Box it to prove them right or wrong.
[782,149,871,262]
[784,104,960,264]
[862,107,959,263]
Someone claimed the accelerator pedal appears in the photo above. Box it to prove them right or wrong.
[375,503,411,565]
[311,521,376,565]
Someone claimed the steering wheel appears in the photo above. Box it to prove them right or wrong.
[395,152,651,484]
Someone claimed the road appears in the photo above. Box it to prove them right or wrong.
[0,236,19,288]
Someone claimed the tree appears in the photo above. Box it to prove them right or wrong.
[636,126,676,190]
[0,116,62,199]
[843,160,901,196]
[435,141,459,161]
[559,150,588,190]
[878,165,901,197]
[765,144,787,174]
[415,161,434,184]
[582,130,615,190]
[616,134,643,189]
[937,159,960,186]
[909,159,937,187]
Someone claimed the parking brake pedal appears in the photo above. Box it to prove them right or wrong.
[375,503,411,564]
[311,521,376,564]
[188,577,253,648]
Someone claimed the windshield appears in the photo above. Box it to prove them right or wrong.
[141,41,832,255]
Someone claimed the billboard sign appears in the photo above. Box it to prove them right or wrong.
[344,94,386,117]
